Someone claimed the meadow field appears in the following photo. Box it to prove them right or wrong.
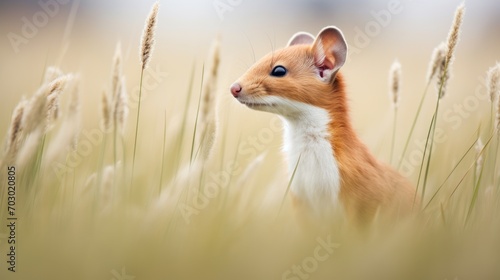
[1,0,500,279]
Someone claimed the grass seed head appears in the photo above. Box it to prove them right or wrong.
[46,90,60,131]
[487,63,500,103]
[23,75,70,135]
[202,37,221,122]
[45,74,74,133]
[102,90,112,132]
[389,60,401,107]
[198,37,221,162]
[445,3,465,66]
[114,77,129,135]
[436,50,450,99]
[4,98,28,158]
[140,2,159,70]
[112,42,123,98]
[435,4,465,99]
[43,66,64,84]
[66,77,82,150]
[497,89,500,132]
[427,42,447,84]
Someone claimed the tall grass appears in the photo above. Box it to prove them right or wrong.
[1,3,500,280]
[415,4,464,207]
[131,1,159,184]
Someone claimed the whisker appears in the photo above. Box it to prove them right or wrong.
[265,32,276,69]
[242,32,256,64]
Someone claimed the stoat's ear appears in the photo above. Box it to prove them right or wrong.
[287,32,315,47]
[311,26,348,82]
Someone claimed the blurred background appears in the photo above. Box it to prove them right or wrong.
[0,0,499,183]
[1,1,500,279]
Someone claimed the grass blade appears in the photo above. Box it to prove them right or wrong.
[277,154,302,218]
[413,113,436,208]
[175,62,196,173]
[390,107,397,164]
[190,64,205,165]
[421,98,441,205]
[159,109,168,195]
[131,69,145,185]
[397,83,431,169]
[448,131,495,201]
[464,151,487,227]
[424,131,479,210]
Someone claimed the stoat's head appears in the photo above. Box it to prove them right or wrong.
[230,26,348,117]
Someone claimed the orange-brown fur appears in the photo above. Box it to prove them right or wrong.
[234,34,417,222]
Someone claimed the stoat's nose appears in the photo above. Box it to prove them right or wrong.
[230,83,242,98]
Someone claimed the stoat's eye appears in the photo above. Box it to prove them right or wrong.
[270,65,287,77]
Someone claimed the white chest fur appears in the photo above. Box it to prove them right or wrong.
[281,104,341,215]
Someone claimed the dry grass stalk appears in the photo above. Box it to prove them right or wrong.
[233,153,267,212]
[23,75,70,135]
[445,3,465,65]
[107,41,129,134]
[111,42,123,98]
[475,138,484,175]
[14,75,71,168]
[114,77,129,134]
[15,128,43,168]
[102,90,112,132]
[487,63,500,103]
[497,92,500,131]
[436,51,450,99]
[389,60,401,107]
[198,38,221,161]
[101,164,118,209]
[68,77,81,150]
[435,4,464,99]
[44,78,82,165]
[43,66,63,84]
[202,37,221,122]
[140,2,159,70]
[83,162,120,208]
[426,42,446,84]
[199,121,217,161]
[46,90,60,130]
[4,98,28,158]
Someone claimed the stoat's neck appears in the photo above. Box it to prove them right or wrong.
[324,74,381,186]
[283,73,369,164]
[281,73,380,211]
[281,102,342,213]
[324,74,366,161]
